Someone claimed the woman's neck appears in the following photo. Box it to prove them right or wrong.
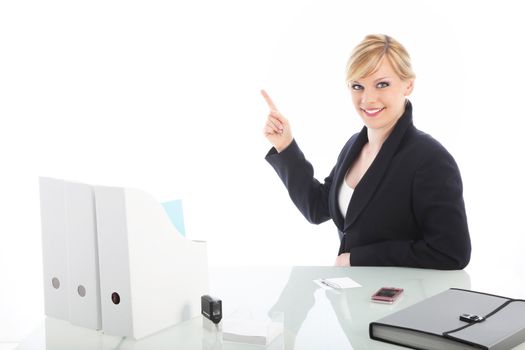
[366,123,396,154]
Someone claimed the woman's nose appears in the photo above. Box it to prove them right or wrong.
[361,90,378,104]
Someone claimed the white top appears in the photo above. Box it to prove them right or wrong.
[338,178,354,218]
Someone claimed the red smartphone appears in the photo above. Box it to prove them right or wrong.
[371,287,404,304]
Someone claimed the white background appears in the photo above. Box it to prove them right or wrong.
[1,0,524,345]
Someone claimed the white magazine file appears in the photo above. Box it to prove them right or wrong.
[39,177,70,321]
[39,178,209,339]
[64,181,102,330]
[94,185,209,339]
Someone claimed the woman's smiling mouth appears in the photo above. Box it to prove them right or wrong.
[361,107,385,117]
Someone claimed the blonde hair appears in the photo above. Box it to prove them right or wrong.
[346,34,415,82]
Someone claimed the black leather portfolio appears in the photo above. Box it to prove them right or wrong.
[369,288,525,350]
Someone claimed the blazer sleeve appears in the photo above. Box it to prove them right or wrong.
[265,139,334,225]
[349,143,471,270]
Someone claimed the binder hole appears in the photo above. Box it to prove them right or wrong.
[77,285,86,297]
[111,292,120,305]
[52,277,60,289]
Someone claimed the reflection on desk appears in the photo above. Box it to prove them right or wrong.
[15,267,525,350]
[269,267,470,350]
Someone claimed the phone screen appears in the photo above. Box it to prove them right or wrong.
[376,289,398,297]
[371,287,403,303]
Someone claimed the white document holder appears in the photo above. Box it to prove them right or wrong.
[94,185,209,339]
[65,181,102,330]
[39,177,70,321]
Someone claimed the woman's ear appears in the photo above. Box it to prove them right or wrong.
[404,79,415,96]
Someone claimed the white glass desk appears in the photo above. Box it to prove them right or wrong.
[15,266,525,350]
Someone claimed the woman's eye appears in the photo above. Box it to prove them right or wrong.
[377,82,390,88]
[351,84,363,90]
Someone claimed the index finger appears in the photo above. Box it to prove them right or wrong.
[261,89,278,111]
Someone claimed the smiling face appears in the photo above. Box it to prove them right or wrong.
[348,57,414,132]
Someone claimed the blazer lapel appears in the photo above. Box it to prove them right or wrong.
[329,127,368,231]
[343,100,414,232]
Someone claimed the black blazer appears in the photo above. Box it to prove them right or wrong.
[265,101,471,270]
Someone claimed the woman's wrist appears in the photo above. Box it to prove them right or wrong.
[276,139,293,153]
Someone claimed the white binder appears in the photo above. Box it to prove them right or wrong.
[64,181,102,330]
[39,177,70,321]
[94,185,209,339]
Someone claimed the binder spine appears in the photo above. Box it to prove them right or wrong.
[65,182,102,330]
[39,177,70,321]
[94,186,134,337]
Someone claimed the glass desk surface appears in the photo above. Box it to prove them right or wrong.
[16,266,525,350]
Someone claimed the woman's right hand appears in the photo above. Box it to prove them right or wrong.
[261,89,293,153]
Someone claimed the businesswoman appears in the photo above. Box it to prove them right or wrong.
[262,34,471,270]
